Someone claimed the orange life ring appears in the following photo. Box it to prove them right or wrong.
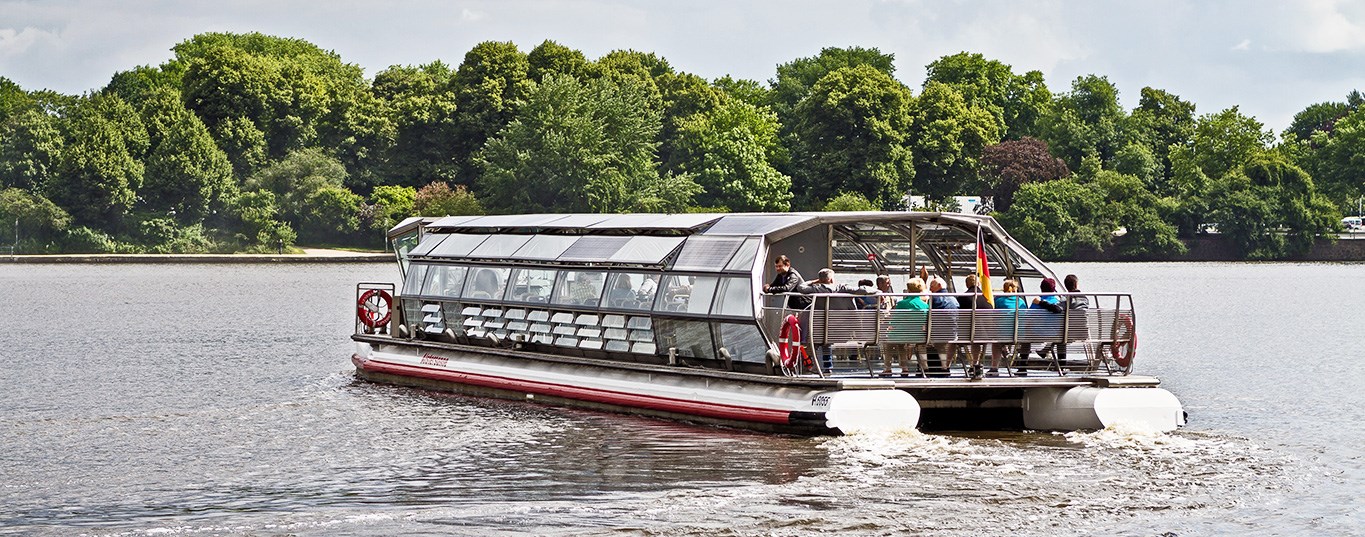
[1111,314,1135,369]
[777,314,812,371]
[357,289,393,328]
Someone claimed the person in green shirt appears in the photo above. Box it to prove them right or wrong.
[883,277,930,376]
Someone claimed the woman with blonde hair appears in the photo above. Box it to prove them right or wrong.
[988,279,1027,375]
[881,277,931,376]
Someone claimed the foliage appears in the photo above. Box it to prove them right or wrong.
[909,81,1000,199]
[770,46,896,123]
[369,185,416,230]
[788,65,915,209]
[230,189,296,250]
[923,52,1051,139]
[979,137,1069,212]
[1186,106,1273,179]
[0,188,71,252]
[300,186,363,241]
[1122,87,1196,188]
[822,191,878,212]
[141,108,234,223]
[712,76,770,108]
[997,178,1106,259]
[451,41,532,185]
[527,40,591,81]
[1209,155,1339,259]
[414,182,485,216]
[672,99,791,211]
[478,73,696,213]
[1039,75,1125,170]
[47,94,148,229]
[244,147,348,225]
[1298,105,1365,213]
[0,108,64,192]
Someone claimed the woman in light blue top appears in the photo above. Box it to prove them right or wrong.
[989,279,1025,374]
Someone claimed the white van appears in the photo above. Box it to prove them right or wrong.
[1343,216,1364,230]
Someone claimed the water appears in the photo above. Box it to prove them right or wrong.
[1,262,1361,535]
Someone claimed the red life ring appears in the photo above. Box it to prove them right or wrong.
[777,314,811,371]
[357,289,393,328]
[1111,314,1136,369]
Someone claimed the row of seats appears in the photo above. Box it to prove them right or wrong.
[416,300,658,355]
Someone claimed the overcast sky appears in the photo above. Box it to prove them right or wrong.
[3,0,1364,132]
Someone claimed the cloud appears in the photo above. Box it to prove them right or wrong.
[0,27,62,58]
[460,8,485,22]
[1232,39,1252,51]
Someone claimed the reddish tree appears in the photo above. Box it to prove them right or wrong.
[980,136,1070,212]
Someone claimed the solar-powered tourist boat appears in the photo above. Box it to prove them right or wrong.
[351,212,1184,434]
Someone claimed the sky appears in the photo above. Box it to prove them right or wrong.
[3,0,1365,133]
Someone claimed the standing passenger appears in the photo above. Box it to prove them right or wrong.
[763,255,811,310]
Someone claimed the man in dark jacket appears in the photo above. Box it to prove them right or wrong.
[763,255,810,309]
[796,268,873,310]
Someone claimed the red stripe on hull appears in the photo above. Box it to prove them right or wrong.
[353,355,794,425]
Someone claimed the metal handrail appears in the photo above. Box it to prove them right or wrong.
[760,291,1137,378]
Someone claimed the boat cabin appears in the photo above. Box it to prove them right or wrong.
[379,212,1137,379]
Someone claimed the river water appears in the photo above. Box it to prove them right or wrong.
[1,261,1361,535]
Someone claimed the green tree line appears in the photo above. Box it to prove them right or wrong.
[0,33,1357,258]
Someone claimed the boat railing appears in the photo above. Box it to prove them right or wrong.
[760,292,1138,378]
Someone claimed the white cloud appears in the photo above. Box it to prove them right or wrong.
[0,27,61,58]
[1232,38,1251,51]
[460,8,485,22]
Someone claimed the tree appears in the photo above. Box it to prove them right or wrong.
[656,71,726,173]
[1299,105,1365,213]
[1285,91,1360,142]
[1187,106,1273,180]
[712,76,770,108]
[822,191,877,211]
[369,185,417,231]
[770,46,896,124]
[0,188,71,252]
[788,65,916,209]
[1122,87,1196,189]
[141,111,235,223]
[979,137,1070,212]
[372,62,460,187]
[1082,170,1186,257]
[672,99,792,211]
[47,94,148,228]
[908,81,1000,199]
[1039,75,1125,170]
[1210,154,1339,259]
[243,148,348,227]
[527,40,591,81]
[924,52,1053,140]
[996,178,1106,259]
[229,189,295,250]
[0,108,64,192]
[478,73,696,213]
[414,182,484,216]
[451,41,531,184]
[300,186,363,241]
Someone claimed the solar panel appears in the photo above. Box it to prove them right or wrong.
[608,236,685,264]
[559,236,630,261]
[703,215,810,236]
[428,234,490,258]
[671,237,744,272]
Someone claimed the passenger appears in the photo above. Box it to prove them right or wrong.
[763,255,811,309]
[988,279,1027,375]
[607,275,635,306]
[958,273,993,379]
[922,276,955,377]
[571,272,604,304]
[637,274,658,299]
[797,268,874,371]
[856,279,879,309]
[472,269,500,299]
[1048,274,1089,364]
[874,275,894,310]
[1015,277,1064,373]
[883,277,930,377]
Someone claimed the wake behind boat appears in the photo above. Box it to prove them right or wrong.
[351,211,1184,434]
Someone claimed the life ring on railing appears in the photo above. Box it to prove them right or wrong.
[1111,313,1136,369]
[777,314,808,371]
[357,289,393,328]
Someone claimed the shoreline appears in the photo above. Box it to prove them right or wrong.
[0,248,392,264]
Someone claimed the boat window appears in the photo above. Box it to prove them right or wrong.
[403,263,431,296]
[423,265,469,298]
[470,234,533,258]
[551,270,607,307]
[608,236,686,264]
[504,268,557,303]
[653,319,716,360]
[429,234,490,259]
[602,273,658,310]
[671,237,744,272]
[715,323,768,363]
[392,229,422,276]
[711,277,754,317]
[510,235,579,260]
[462,267,510,300]
[408,234,446,257]
[654,275,719,315]
[723,238,761,272]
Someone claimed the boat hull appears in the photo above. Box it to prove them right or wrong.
[351,338,921,435]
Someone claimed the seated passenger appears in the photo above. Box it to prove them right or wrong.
[925,276,957,376]
[855,279,879,309]
[607,275,634,307]
[796,268,873,311]
[471,269,500,299]
[883,278,930,377]
[958,273,992,378]
[989,279,1026,375]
